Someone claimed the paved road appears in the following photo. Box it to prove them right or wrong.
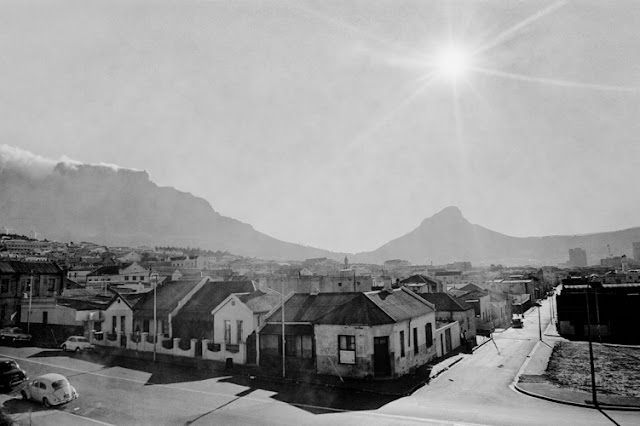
[1,295,638,425]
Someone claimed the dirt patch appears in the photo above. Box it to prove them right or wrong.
[546,341,640,397]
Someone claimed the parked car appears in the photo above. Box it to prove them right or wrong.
[0,327,32,345]
[20,373,78,407]
[0,358,27,391]
[511,315,524,328]
[60,336,94,352]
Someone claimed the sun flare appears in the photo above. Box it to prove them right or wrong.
[436,45,471,81]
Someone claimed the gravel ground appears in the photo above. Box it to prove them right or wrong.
[545,341,640,397]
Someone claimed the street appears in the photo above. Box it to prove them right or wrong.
[1,296,639,425]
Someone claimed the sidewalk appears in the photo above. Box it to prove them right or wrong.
[95,343,469,397]
[514,323,640,411]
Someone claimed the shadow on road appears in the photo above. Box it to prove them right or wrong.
[219,375,399,414]
[27,350,402,415]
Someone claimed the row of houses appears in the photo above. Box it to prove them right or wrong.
[2,261,487,380]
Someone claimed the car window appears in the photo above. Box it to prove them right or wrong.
[78,337,89,343]
[39,382,47,390]
[69,337,76,342]
[52,380,69,390]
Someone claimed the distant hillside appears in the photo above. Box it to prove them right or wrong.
[3,146,639,266]
[0,160,343,261]
[353,206,640,266]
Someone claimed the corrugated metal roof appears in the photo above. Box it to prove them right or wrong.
[420,292,473,312]
[174,281,256,320]
[135,278,205,317]
[0,261,62,274]
[366,288,434,322]
[266,293,395,326]
[240,291,281,313]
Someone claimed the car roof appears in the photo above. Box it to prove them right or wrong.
[0,358,16,362]
[35,373,68,382]
[67,335,86,338]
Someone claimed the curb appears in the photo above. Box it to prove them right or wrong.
[472,337,493,352]
[511,322,640,411]
[513,383,640,412]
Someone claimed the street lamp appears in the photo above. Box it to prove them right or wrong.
[150,272,159,362]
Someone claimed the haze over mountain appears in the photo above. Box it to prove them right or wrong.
[0,146,342,261]
[353,206,640,266]
[2,145,639,266]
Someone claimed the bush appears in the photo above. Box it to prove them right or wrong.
[178,338,191,351]
[162,339,174,350]
[208,342,221,352]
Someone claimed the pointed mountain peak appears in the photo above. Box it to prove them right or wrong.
[420,206,467,226]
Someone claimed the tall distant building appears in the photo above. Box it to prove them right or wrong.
[633,242,640,262]
[568,248,587,267]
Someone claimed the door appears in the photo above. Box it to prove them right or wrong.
[445,328,452,353]
[246,332,257,364]
[373,336,391,377]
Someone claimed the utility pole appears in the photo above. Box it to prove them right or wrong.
[281,276,285,379]
[151,272,159,362]
[585,287,598,407]
[537,303,542,341]
[27,270,34,333]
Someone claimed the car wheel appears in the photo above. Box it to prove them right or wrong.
[62,345,67,352]
[75,347,81,353]
[21,391,28,400]
[42,397,51,408]
[12,338,16,345]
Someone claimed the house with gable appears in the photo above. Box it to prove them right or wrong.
[99,290,147,347]
[259,287,437,379]
[171,280,257,341]
[204,289,280,365]
[400,274,444,293]
[132,277,210,338]
[419,292,476,343]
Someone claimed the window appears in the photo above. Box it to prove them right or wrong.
[425,323,433,348]
[143,320,149,333]
[42,311,48,325]
[413,327,419,355]
[399,331,405,357]
[47,278,55,292]
[125,276,129,281]
[224,320,231,344]
[236,320,243,344]
[338,335,356,364]
[285,335,312,358]
[1,279,9,294]
[112,316,117,333]
[120,315,125,332]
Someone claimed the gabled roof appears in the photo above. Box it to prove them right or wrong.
[399,274,439,285]
[135,278,206,317]
[266,292,393,326]
[238,291,281,313]
[174,280,256,321]
[108,290,147,310]
[365,287,434,322]
[0,261,62,275]
[265,288,433,326]
[461,283,484,292]
[88,265,122,276]
[419,292,473,312]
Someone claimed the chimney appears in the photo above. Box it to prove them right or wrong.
[383,278,393,292]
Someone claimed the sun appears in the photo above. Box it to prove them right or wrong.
[435,45,471,81]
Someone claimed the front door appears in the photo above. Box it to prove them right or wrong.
[373,336,391,377]
[445,328,452,353]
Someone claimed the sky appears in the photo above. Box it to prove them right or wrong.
[1,0,640,253]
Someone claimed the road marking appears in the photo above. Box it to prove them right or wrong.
[3,352,488,426]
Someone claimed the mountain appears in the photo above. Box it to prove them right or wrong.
[2,146,639,266]
[353,206,640,266]
[0,159,342,261]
